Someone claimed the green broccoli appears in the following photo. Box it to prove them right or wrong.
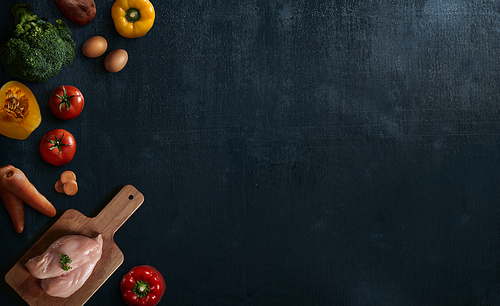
[0,3,75,83]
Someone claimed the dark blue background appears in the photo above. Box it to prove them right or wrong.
[1,0,500,305]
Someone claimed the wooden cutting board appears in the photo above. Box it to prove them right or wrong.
[5,184,144,306]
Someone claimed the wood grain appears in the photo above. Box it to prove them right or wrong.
[4,185,144,306]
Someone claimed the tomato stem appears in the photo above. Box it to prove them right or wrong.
[45,133,72,155]
[55,86,75,113]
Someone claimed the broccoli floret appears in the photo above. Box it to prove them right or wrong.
[0,3,75,83]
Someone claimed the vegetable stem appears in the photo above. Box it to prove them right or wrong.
[55,86,76,112]
[125,8,141,22]
[45,133,72,155]
[133,280,150,298]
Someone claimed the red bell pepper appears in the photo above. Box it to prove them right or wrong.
[120,265,166,306]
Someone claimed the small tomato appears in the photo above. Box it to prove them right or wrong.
[39,129,76,166]
[49,85,84,120]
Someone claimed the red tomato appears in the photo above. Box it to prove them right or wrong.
[49,85,84,120]
[39,129,76,166]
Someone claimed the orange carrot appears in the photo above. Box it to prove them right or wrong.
[55,179,64,193]
[2,167,56,217]
[63,180,78,196]
[0,165,25,233]
[60,170,76,185]
[0,184,25,233]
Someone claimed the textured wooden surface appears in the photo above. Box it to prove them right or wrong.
[5,185,144,306]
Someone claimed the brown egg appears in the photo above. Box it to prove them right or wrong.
[105,49,128,73]
[82,36,108,58]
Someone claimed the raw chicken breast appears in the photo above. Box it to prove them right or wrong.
[25,234,103,298]
[26,234,103,279]
[41,234,103,298]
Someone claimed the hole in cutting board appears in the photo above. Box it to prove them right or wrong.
[129,195,133,200]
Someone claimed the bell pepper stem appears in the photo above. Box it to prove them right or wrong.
[133,280,150,298]
[126,8,141,23]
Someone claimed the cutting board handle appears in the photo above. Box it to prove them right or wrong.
[93,185,144,238]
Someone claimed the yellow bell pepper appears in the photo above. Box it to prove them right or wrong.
[111,0,155,38]
[0,81,41,140]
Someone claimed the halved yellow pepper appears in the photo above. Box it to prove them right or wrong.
[111,0,155,38]
[0,81,41,140]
